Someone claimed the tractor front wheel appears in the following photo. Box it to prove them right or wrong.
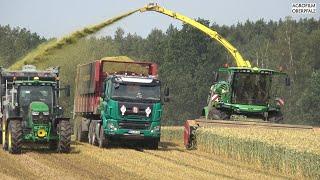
[57,120,71,153]
[8,120,23,154]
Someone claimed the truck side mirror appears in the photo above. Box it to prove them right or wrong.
[65,85,71,97]
[285,76,291,86]
[213,72,219,83]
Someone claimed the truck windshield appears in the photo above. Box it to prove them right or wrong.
[232,72,271,105]
[19,85,54,111]
[112,83,160,101]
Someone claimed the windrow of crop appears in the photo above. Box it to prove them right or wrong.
[10,8,139,70]
[196,127,320,179]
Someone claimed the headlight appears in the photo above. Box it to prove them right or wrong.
[43,112,49,116]
[153,125,160,131]
[32,111,40,116]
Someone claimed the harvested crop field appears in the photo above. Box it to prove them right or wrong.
[0,138,291,180]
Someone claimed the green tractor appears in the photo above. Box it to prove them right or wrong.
[0,65,71,154]
[202,66,290,122]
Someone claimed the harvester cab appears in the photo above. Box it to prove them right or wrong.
[0,65,71,154]
[204,66,289,122]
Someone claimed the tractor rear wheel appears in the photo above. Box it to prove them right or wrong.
[2,120,8,150]
[8,120,23,154]
[57,120,71,153]
[77,123,88,142]
[98,125,109,148]
[208,108,229,120]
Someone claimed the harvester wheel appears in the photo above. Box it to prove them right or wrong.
[208,108,229,120]
[98,125,109,148]
[77,123,88,142]
[57,120,71,153]
[269,112,284,123]
[8,120,23,154]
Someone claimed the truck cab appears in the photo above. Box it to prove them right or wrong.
[74,60,167,149]
[100,75,162,146]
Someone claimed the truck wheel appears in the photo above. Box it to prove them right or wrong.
[57,120,71,153]
[8,120,23,154]
[208,108,229,120]
[98,125,109,148]
[149,138,159,150]
[88,121,98,146]
[77,123,88,142]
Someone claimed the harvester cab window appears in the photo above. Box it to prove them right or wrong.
[232,73,271,105]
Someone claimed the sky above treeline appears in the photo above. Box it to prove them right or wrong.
[0,0,319,38]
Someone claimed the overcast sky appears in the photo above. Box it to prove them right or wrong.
[0,0,319,38]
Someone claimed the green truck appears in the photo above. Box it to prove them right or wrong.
[0,65,71,154]
[74,60,168,149]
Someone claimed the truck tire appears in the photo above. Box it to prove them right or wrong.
[148,138,159,150]
[8,120,23,154]
[208,108,229,120]
[88,121,98,146]
[98,125,109,148]
[77,123,88,142]
[57,120,71,153]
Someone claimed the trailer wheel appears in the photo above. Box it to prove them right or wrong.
[98,125,109,148]
[77,123,88,142]
[8,120,23,154]
[208,108,229,120]
[57,120,71,153]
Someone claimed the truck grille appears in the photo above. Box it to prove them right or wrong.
[118,121,150,130]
